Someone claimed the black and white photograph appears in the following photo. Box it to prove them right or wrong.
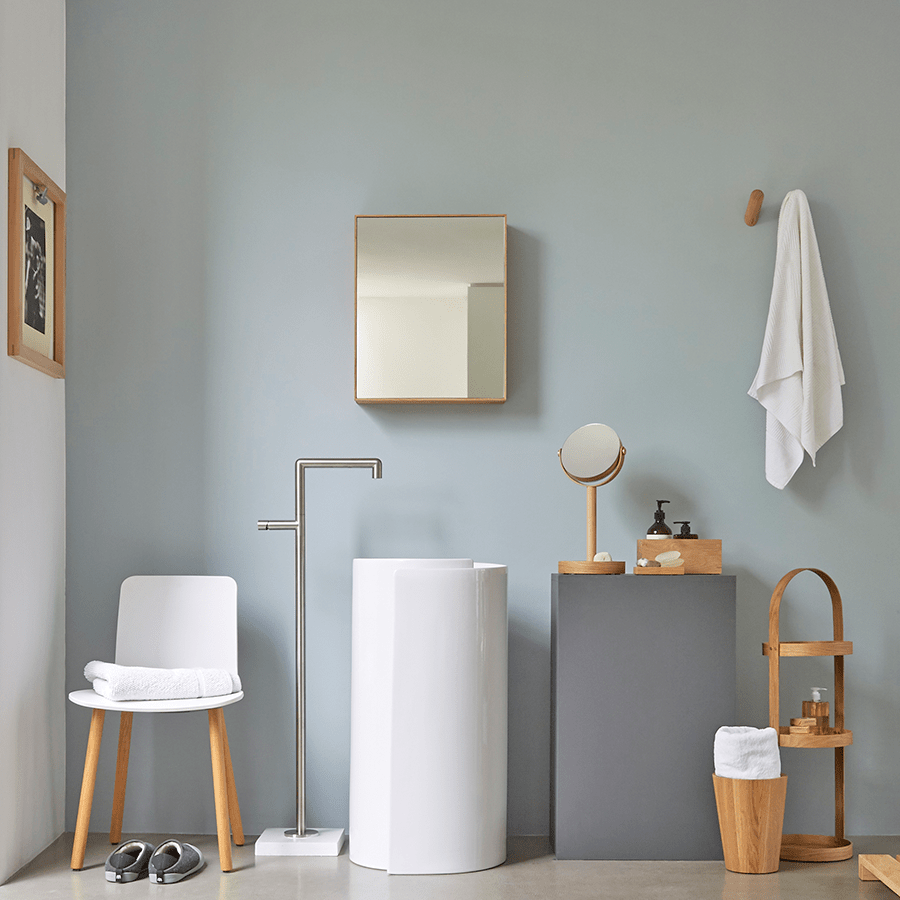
[24,205,47,334]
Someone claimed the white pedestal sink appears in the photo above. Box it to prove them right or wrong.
[349,558,508,875]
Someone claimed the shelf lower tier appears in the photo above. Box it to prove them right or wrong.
[777,728,852,748]
[781,834,853,862]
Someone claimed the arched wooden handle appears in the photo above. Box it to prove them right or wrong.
[766,567,846,733]
[745,189,764,226]
[768,567,844,646]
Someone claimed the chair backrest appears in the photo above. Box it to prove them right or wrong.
[115,575,238,676]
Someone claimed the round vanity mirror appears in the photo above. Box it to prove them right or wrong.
[559,423,625,486]
[558,423,626,574]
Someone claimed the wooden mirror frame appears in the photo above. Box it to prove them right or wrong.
[354,214,507,404]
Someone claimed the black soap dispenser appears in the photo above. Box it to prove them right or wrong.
[674,521,698,539]
[646,500,672,539]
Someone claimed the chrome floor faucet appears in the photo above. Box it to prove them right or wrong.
[259,458,382,841]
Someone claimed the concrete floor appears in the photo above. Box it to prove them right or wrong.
[2,834,898,899]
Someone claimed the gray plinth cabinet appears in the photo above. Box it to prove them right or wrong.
[551,574,736,860]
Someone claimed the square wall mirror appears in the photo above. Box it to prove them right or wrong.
[355,214,507,403]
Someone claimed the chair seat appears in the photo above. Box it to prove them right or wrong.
[68,688,243,713]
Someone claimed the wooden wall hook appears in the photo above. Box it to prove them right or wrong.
[745,189,764,226]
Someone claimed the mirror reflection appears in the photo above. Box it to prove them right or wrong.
[559,424,625,485]
[355,215,507,403]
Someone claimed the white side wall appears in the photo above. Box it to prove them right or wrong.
[0,0,67,884]
[466,284,505,399]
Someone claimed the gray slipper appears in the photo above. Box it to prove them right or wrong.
[149,840,204,883]
[105,839,154,883]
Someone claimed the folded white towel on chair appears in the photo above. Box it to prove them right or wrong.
[84,660,241,702]
[748,189,845,489]
[714,726,781,780]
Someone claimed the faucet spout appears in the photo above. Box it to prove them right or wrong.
[293,457,382,477]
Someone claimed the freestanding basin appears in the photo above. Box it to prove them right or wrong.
[349,558,508,875]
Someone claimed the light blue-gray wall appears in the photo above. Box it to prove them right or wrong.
[66,0,900,839]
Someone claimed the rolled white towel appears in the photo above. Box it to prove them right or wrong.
[714,726,781,780]
[84,660,241,702]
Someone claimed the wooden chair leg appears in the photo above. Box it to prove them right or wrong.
[208,709,233,871]
[109,712,133,844]
[71,709,105,870]
[222,718,245,846]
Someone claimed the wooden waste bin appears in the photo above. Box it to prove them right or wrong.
[713,774,787,874]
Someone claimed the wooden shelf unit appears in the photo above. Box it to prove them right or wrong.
[763,568,853,862]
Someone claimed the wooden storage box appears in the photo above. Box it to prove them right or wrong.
[636,539,722,574]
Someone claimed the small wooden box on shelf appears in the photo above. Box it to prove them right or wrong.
[785,700,832,735]
[636,539,721,574]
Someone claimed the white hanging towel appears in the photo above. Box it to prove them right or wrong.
[748,190,845,489]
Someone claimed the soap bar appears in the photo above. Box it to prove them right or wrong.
[637,558,661,568]
[593,551,612,562]
[657,550,683,568]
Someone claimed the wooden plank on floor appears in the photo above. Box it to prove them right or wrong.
[859,855,900,894]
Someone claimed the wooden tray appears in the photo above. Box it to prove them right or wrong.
[633,565,685,575]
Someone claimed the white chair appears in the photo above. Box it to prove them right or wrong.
[68,575,244,872]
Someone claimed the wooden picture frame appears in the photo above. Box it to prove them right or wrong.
[7,148,66,377]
